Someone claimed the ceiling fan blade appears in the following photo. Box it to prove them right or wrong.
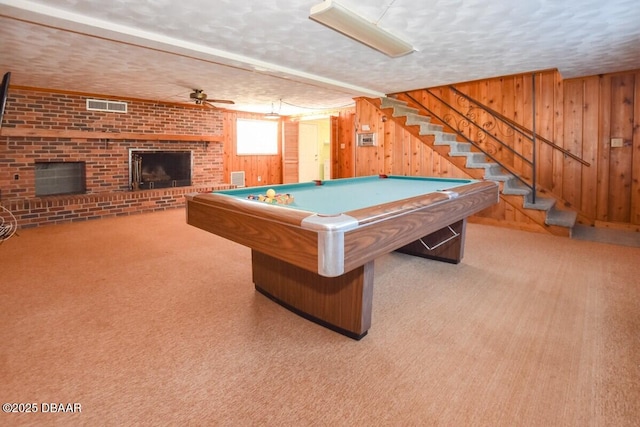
[201,100,219,109]
[188,89,234,106]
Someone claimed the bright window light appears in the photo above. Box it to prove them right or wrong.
[236,119,278,155]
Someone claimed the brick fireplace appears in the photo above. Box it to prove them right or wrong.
[130,149,192,190]
[0,88,231,229]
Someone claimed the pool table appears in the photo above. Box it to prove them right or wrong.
[186,175,498,339]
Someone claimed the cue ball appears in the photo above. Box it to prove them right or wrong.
[266,189,276,198]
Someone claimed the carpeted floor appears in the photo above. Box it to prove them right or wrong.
[572,224,640,247]
[1,208,639,426]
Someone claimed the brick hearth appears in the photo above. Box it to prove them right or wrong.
[3,185,233,229]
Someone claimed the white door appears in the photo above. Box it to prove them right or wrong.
[298,123,319,182]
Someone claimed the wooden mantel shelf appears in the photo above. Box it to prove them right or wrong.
[0,128,223,142]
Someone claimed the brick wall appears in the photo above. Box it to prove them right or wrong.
[0,88,228,229]
[3,89,223,134]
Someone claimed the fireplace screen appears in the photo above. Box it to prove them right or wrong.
[130,150,192,190]
[35,162,86,196]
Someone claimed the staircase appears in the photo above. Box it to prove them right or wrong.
[379,96,577,237]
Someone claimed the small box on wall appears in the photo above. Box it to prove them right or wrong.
[357,132,376,147]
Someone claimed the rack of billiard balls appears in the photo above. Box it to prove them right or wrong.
[247,188,294,205]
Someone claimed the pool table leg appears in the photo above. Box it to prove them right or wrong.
[395,219,466,264]
[251,250,373,340]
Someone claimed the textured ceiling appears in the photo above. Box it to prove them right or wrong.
[1,0,639,115]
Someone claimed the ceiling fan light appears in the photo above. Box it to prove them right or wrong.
[309,0,414,58]
[190,90,204,99]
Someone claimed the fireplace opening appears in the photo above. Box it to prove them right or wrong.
[34,162,86,196]
[130,150,192,190]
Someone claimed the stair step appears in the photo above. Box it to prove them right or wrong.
[392,105,420,117]
[484,165,513,181]
[380,97,407,109]
[417,123,444,134]
[448,151,469,157]
[448,142,472,153]
[464,153,488,166]
[487,174,513,182]
[546,207,578,227]
[467,159,492,167]
[524,196,556,211]
[405,113,431,125]
[486,164,504,174]
[433,132,457,144]
[502,179,531,196]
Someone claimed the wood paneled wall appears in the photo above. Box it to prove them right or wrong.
[332,110,356,179]
[351,69,640,230]
[598,73,640,225]
[223,111,282,187]
[282,119,299,184]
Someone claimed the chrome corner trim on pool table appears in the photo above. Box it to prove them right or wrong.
[300,213,359,277]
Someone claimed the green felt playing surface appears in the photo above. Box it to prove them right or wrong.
[215,175,476,216]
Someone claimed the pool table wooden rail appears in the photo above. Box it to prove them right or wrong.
[338,181,498,271]
[186,193,321,273]
[187,180,497,276]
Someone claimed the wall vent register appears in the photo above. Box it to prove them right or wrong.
[230,171,246,187]
[86,99,128,113]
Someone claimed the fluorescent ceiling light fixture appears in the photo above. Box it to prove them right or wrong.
[309,0,414,58]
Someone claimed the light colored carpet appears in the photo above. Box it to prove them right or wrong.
[572,224,640,248]
[1,209,639,426]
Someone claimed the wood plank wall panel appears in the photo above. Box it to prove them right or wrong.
[499,77,516,168]
[581,78,600,219]
[632,71,640,225]
[399,122,412,175]
[283,120,299,184]
[330,116,339,179]
[552,73,565,197]
[384,120,395,175]
[332,110,355,179]
[512,77,526,178]
[596,75,613,222]
[354,100,384,176]
[537,72,558,190]
[382,120,394,174]
[562,79,584,208]
[608,74,635,223]
[223,111,282,188]
[379,69,640,229]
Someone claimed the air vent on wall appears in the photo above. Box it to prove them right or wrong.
[86,99,128,113]
[230,171,246,187]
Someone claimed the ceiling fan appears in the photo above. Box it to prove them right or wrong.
[189,89,234,107]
